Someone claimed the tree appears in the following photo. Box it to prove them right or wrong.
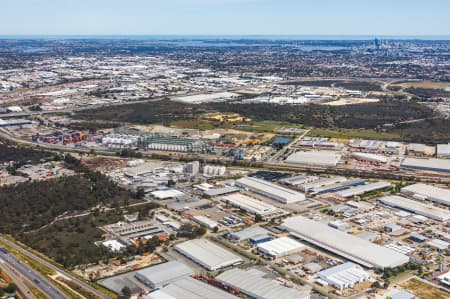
[121,286,131,299]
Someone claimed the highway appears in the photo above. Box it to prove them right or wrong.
[0,237,111,299]
[0,258,36,299]
[0,247,67,299]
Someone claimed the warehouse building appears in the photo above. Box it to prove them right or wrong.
[378,195,450,222]
[192,215,218,230]
[281,216,409,269]
[174,239,243,271]
[351,152,387,164]
[172,92,240,104]
[437,143,450,157]
[334,181,391,198]
[400,157,450,173]
[216,268,310,299]
[145,277,238,299]
[229,226,270,242]
[135,261,194,289]
[311,179,365,195]
[220,193,279,217]
[298,176,347,192]
[257,237,305,259]
[151,189,185,200]
[235,176,305,204]
[401,183,450,206]
[285,150,341,167]
[316,262,370,290]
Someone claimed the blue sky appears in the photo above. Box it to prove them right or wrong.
[1,0,449,36]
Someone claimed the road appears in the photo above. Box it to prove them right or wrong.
[0,247,67,299]
[0,237,111,299]
[0,258,36,299]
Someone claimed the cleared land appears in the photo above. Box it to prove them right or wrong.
[399,278,449,299]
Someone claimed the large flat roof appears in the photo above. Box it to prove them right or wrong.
[335,181,391,198]
[401,157,450,173]
[172,92,239,104]
[220,193,278,216]
[257,237,305,257]
[236,176,305,204]
[281,216,409,269]
[285,150,341,167]
[174,239,243,271]
[378,195,450,222]
[135,261,194,288]
[216,268,309,299]
[146,277,238,299]
[401,183,450,206]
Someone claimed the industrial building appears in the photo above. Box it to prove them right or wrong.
[257,237,305,259]
[203,186,240,197]
[280,175,318,186]
[316,262,370,290]
[437,143,450,157]
[285,150,341,167]
[174,239,243,271]
[145,277,238,299]
[103,220,166,244]
[378,195,450,222]
[281,216,409,269]
[311,179,366,195]
[400,157,450,173]
[401,183,450,206]
[351,152,387,164]
[138,135,211,153]
[235,176,305,204]
[192,215,218,230]
[220,193,279,217]
[334,181,391,198]
[297,176,347,192]
[172,92,240,104]
[229,226,270,242]
[135,261,194,289]
[151,189,185,200]
[216,268,310,299]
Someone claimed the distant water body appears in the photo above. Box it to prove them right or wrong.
[1,35,450,40]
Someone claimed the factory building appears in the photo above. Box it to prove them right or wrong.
[316,262,370,290]
[192,215,218,230]
[145,277,238,299]
[220,193,279,217]
[281,216,409,269]
[138,135,211,153]
[437,143,450,157]
[216,268,310,299]
[351,152,387,164]
[257,237,305,259]
[135,261,194,289]
[151,189,185,200]
[378,195,450,222]
[297,176,347,192]
[285,150,341,167]
[334,181,391,198]
[400,157,450,173]
[401,183,450,206]
[174,239,243,271]
[235,176,305,204]
[229,226,270,242]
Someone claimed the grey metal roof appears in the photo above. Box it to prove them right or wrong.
[135,261,194,287]
[216,268,309,299]
[146,277,238,299]
[281,216,409,269]
[174,239,243,271]
[230,226,269,241]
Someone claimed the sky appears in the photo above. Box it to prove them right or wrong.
[0,0,449,36]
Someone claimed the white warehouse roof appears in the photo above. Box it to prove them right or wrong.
[281,216,409,269]
[379,195,450,222]
[145,277,238,299]
[335,181,391,198]
[401,183,450,206]
[285,150,341,167]
[220,193,278,216]
[257,237,305,258]
[317,262,370,290]
[216,268,310,299]
[400,157,450,173]
[135,261,194,289]
[235,176,305,204]
[151,189,185,200]
[174,239,243,271]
